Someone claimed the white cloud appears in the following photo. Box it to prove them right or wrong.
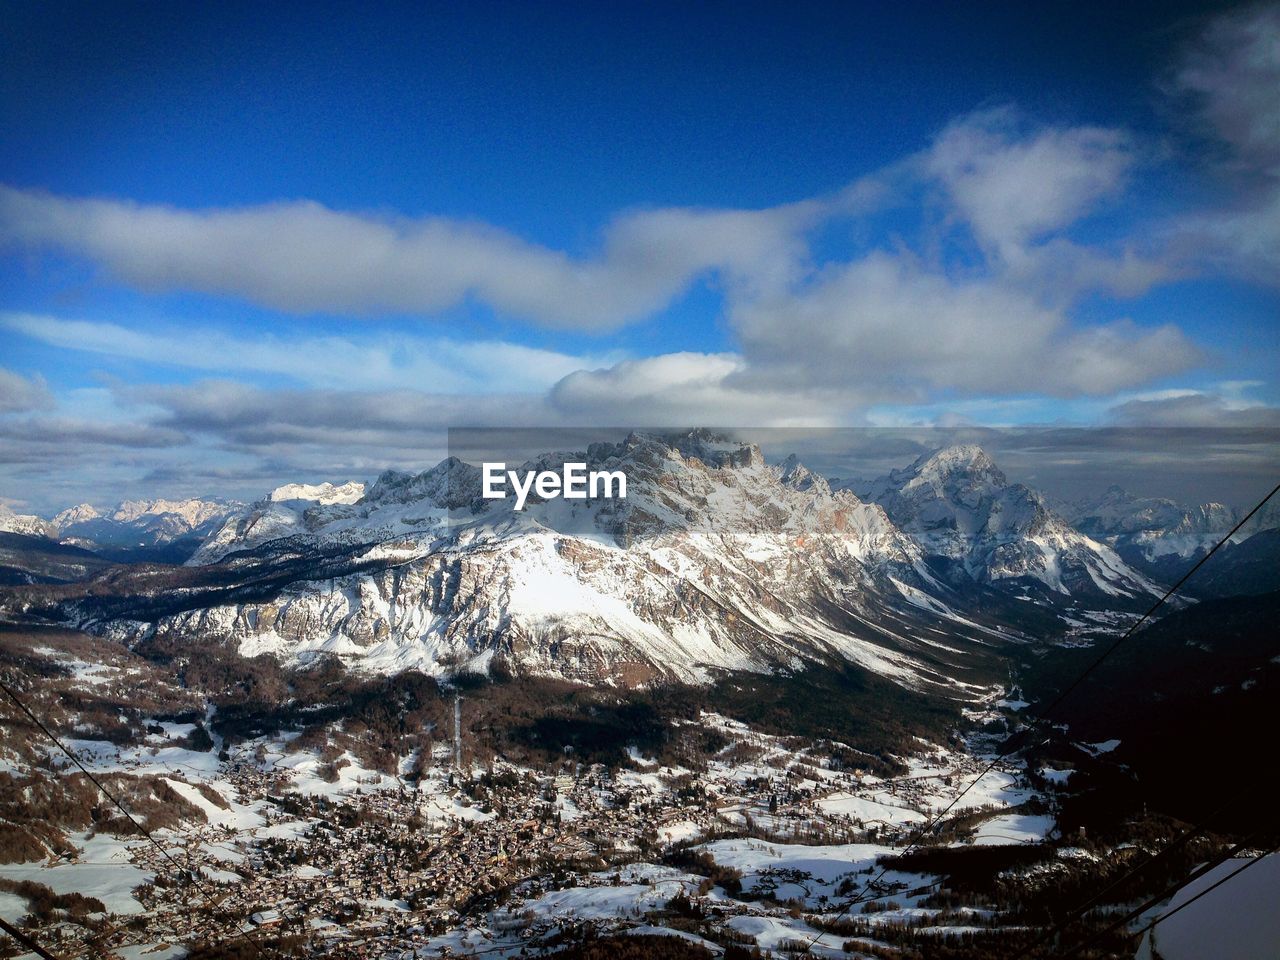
[1175,3,1280,177]
[1104,379,1280,428]
[1108,392,1280,427]
[0,186,834,331]
[725,252,1200,399]
[924,107,1136,257]
[549,352,843,426]
[1167,2,1280,284]
[1,312,622,393]
[128,379,554,445]
[14,58,1279,511]
[1171,179,1280,284]
[0,415,187,449]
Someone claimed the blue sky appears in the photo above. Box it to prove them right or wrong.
[1,1,1277,511]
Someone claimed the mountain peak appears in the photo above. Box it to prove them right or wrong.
[268,480,366,505]
[52,503,101,527]
[624,429,765,470]
[776,453,831,495]
[366,457,480,508]
[912,444,1001,478]
[110,497,233,527]
[0,504,56,538]
[891,445,1007,498]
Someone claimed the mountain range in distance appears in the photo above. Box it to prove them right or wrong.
[1,432,1276,694]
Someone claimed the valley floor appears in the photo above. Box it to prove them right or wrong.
[0,702,1122,960]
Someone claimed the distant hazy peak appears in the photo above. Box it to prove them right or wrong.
[52,503,102,527]
[110,497,234,526]
[0,504,56,537]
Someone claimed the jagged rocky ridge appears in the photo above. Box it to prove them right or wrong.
[31,497,246,563]
[1063,484,1268,579]
[15,433,1175,696]
[122,433,1001,691]
[10,434,1273,692]
[860,446,1163,601]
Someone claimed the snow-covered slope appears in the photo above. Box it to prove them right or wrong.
[1134,855,1280,960]
[48,436,1200,689]
[1065,485,1237,571]
[1240,498,1280,536]
[0,504,56,538]
[188,463,474,564]
[268,480,366,505]
[862,446,1162,603]
[57,497,244,559]
[114,433,1009,691]
[109,497,233,528]
[51,503,101,527]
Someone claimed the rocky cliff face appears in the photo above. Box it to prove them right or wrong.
[1067,485,1234,553]
[861,446,1162,602]
[45,435,1172,692]
[98,434,1008,692]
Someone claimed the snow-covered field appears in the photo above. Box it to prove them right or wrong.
[969,813,1055,846]
[2,832,155,914]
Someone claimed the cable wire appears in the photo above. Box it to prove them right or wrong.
[0,676,196,878]
[1015,802,1228,958]
[1131,850,1275,943]
[0,914,65,960]
[0,675,269,959]
[1052,839,1277,959]
[804,479,1280,948]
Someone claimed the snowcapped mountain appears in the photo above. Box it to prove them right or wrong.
[1065,485,1236,567]
[0,504,57,538]
[861,446,1162,603]
[182,481,368,562]
[12,435,1211,691]
[189,472,430,564]
[86,433,1016,693]
[1241,498,1280,536]
[268,480,366,505]
[56,496,244,562]
[1063,484,1280,587]
[51,503,101,527]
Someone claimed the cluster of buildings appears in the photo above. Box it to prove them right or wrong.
[18,729,1023,957]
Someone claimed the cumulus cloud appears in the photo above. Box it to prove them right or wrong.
[0,98,1214,414]
[17,16,1280,510]
[725,253,1200,399]
[915,108,1173,301]
[0,367,53,414]
[535,108,1203,410]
